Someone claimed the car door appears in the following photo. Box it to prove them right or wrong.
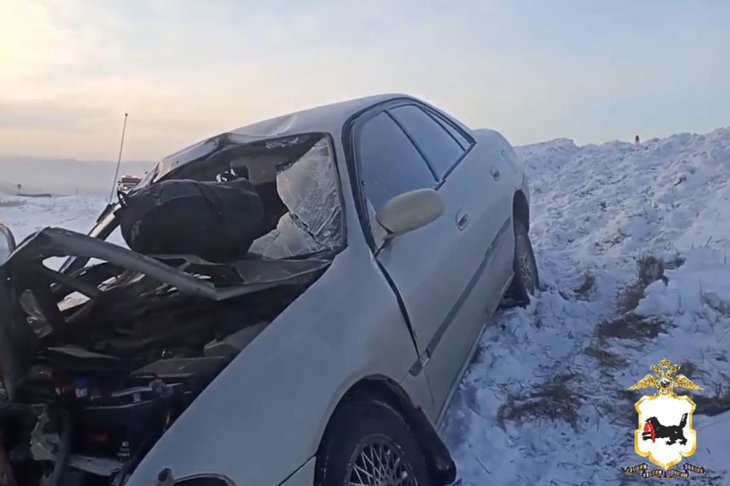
[385,104,512,413]
[389,105,513,314]
[353,104,503,414]
[464,132,516,299]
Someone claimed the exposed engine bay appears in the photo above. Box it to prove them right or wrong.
[0,133,342,485]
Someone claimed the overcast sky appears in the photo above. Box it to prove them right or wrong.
[1,0,729,161]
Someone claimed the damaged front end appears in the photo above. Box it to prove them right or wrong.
[0,133,343,485]
[0,229,329,485]
[0,228,331,484]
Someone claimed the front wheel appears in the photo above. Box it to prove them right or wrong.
[315,400,432,486]
[504,218,539,307]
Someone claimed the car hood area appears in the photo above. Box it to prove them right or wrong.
[0,226,331,485]
[0,128,348,485]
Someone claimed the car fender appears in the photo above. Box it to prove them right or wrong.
[125,245,420,486]
[473,128,524,192]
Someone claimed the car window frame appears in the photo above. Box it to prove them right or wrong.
[343,98,475,252]
[430,108,473,151]
[384,102,476,187]
[350,106,439,225]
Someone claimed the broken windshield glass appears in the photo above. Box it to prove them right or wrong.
[249,138,343,259]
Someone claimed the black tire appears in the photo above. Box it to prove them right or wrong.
[504,217,539,307]
[315,400,432,486]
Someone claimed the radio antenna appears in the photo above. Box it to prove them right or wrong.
[109,112,128,204]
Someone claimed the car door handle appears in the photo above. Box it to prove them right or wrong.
[490,167,501,181]
[455,210,469,230]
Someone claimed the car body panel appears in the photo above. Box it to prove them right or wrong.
[0,94,529,486]
[470,129,519,307]
[126,97,528,485]
[474,127,527,196]
[278,457,316,486]
[126,242,421,485]
[371,151,495,413]
[125,131,425,485]
[143,94,405,190]
[346,100,523,420]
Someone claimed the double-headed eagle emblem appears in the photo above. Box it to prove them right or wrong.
[628,358,702,397]
[626,358,704,475]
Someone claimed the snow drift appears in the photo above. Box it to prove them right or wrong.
[442,128,730,485]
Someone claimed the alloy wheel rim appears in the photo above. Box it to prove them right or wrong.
[346,435,416,486]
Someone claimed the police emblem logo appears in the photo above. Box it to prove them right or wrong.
[624,358,706,479]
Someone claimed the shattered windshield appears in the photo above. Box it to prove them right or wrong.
[78,133,344,269]
[249,137,343,259]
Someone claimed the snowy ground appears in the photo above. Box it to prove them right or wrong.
[443,129,730,485]
[2,128,729,484]
[0,195,107,239]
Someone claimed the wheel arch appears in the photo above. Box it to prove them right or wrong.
[513,190,530,230]
[316,375,456,485]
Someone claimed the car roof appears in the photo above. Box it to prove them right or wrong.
[227,93,408,140]
[158,93,411,167]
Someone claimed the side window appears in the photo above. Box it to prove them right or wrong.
[436,115,472,150]
[357,112,437,212]
[388,105,464,179]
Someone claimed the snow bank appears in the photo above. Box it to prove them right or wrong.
[444,128,730,484]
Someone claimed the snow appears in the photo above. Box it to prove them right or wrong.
[2,127,729,484]
[0,195,107,240]
[0,195,127,269]
[443,128,730,485]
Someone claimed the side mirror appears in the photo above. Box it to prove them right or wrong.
[0,224,16,265]
[376,188,445,237]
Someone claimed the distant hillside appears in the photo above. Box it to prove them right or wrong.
[0,157,154,196]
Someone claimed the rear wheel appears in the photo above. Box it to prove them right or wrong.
[315,400,432,486]
[505,217,539,307]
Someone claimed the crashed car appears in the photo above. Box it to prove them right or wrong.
[0,94,538,486]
